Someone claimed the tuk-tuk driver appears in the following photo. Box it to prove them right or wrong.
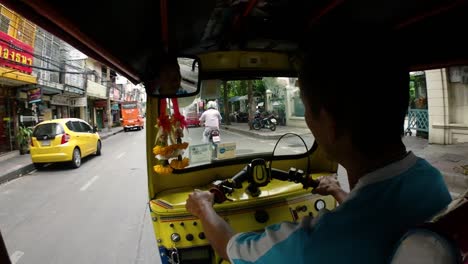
[186,29,452,263]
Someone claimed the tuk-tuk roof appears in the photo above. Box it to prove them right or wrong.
[2,0,468,83]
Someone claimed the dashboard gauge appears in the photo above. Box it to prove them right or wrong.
[314,199,326,211]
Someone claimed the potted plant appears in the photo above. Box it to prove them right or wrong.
[17,126,33,155]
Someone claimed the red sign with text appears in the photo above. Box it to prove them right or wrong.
[0,31,34,74]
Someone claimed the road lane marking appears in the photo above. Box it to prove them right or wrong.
[10,251,24,264]
[116,152,126,159]
[80,176,99,191]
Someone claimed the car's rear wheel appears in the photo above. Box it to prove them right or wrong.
[95,141,102,156]
[71,148,81,168]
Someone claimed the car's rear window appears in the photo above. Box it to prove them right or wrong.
[33,123,64,138]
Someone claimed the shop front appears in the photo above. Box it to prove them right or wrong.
[0,30,37,154]
[93,100,107,130]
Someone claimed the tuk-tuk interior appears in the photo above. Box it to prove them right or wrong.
[1,0,468,263]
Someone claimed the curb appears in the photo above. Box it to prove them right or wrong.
[100,128,124,140]
[222,126,282,140]
[0,163,35,185]
[0,128,124,186]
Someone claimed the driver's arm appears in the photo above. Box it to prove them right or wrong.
[186,190,308,262]
[186,190,235,260]
[199,113,206,126]
[217,112,222,126]
[312,175,348,204]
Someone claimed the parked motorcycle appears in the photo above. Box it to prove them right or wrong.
[252,112,277,131]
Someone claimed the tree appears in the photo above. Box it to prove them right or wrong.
[263,77,285,99]
[223,80,231,125]
[247,80,255,129]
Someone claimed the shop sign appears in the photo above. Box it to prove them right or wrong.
[27,88,42,103]
[112,88,120,100]
[51,95,69,106]
[70,97,87,107]
[0,31,34,73]
[94,100,107,108]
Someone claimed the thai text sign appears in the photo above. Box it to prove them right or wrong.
[0,31,34,73]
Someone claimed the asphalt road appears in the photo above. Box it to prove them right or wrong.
[0,130,160,264]
[0,126,318,264]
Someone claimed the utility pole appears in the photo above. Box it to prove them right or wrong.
[223,81,231,125]
[106,81,112,132]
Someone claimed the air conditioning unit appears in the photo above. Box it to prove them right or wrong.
[41,71,50,81]
[462,76,468,84]
[461,66,468,84]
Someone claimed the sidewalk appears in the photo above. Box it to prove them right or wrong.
[223,123,468,195]
[0,126,123,185]
[222,122,311,140]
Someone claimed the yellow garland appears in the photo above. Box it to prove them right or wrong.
[153,164,173,175]
[170,157,190,169]
[152,143,189,156]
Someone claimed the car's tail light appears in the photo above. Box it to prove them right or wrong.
[61,134,70,144]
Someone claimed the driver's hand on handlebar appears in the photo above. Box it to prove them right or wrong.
[312,175,341,196]
[312,176,348,204]
[186,189,215,218]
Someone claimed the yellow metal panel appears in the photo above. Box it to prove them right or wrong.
[199,51,292,72]
[0,66,37,84]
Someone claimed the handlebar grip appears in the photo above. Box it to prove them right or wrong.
[270,168,289,181]
[308,178,320,189]
[209,187,227,204]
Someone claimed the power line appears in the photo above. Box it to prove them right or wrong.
[0,37,88,73]
[0,56,89,74]
[0,38,63,69]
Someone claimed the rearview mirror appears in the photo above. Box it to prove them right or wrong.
[146,56,200,98]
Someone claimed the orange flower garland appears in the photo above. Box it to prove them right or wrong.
[153,98,190,175]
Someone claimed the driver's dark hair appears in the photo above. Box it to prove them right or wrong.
[298,27,409,156]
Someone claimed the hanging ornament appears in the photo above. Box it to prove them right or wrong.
[153,98,190,175]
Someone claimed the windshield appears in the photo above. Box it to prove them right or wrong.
[33,123,64,138]
[122,103,138,109]
[175,77,314,167]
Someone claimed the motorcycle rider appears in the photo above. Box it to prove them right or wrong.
[199,101,222,143]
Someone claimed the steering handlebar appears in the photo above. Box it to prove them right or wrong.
[209,159,319,204]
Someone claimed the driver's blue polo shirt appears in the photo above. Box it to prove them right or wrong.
[226,152,452,264]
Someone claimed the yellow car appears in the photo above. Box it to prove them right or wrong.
[30,118,102,169]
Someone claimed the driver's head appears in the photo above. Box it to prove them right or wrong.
[298,28,409,161]
[207,101,218,110]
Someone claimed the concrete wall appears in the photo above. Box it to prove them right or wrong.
[426,68,468,144]
[449,83,468,124]
[284,86,307,128]
[426,69,450,144]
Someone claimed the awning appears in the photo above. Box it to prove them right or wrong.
[229,95,248,102]
[0,67,37,86]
